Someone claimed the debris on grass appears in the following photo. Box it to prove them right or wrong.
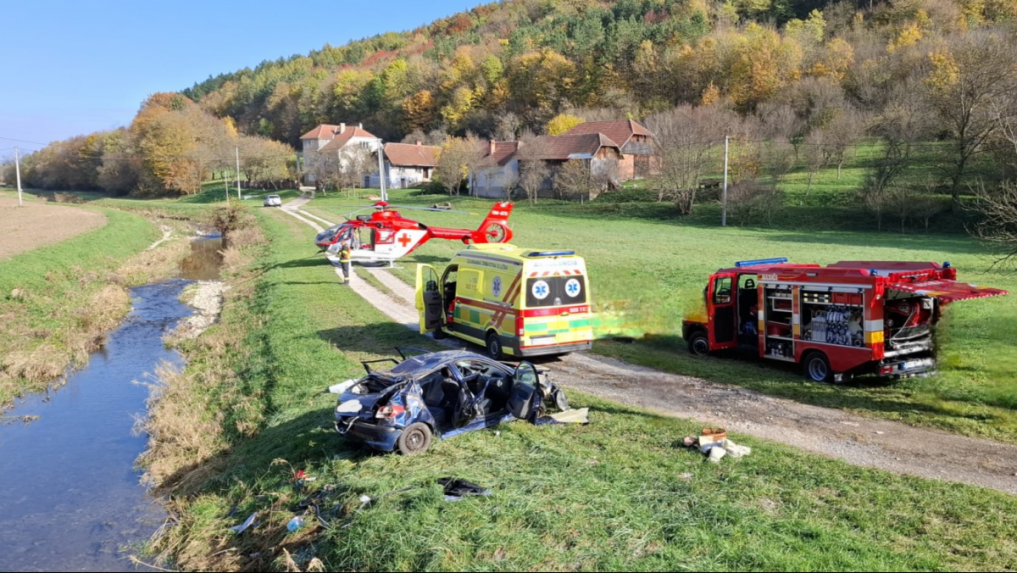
[229,512,259,534]
[440,477,493,502]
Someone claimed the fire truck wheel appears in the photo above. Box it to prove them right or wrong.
[688,331,710,356]
[804,352,833,383]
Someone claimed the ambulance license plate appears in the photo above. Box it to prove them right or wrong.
[531,336,556,346]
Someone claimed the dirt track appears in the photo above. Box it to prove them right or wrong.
[0,196,106,260]
[280,196,1017,495]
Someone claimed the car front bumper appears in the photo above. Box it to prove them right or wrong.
[335,418,402,451]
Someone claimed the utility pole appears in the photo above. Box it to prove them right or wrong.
[14,146,23,207]
[235,147,241,201]
[721,136,729,228]
[377,141,387,202]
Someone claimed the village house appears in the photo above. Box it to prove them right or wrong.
[470,134,623,199]
[300,123,381,184]
[562,119,657,180]
[470,140,520,199]
[365,141,440,189]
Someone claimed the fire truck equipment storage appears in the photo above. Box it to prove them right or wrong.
[682,259,1008,383]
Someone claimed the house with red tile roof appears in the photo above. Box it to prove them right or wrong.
[300,123,381,184]
[562,119,658,180]
[365,141,441,189]
[469,134,623,199]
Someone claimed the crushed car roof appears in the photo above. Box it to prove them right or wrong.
[387,350,490,376]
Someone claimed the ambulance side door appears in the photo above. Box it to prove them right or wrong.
[708,272,737,349]
[415,264,443,334]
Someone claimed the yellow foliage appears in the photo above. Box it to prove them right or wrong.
[888,22,923,53]
[809,38,855,81]
[546,113,585,136]
[402,90,437,132]
[700,83,721,106]
[729,25,803,110]
[926,50,960,92]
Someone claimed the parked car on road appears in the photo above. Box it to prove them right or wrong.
[263,194,282,207]
[331,348,563,455]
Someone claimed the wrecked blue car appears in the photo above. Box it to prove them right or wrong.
[331,348,562,455]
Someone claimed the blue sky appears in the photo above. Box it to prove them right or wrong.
[0,0,468,151]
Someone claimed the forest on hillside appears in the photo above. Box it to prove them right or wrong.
[6,0,1017,249]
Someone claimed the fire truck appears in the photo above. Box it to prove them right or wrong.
[682,259,1008,383]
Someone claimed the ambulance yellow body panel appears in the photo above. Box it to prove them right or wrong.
[415,244,594,359]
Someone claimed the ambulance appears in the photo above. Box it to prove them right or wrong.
[415,244,595,359]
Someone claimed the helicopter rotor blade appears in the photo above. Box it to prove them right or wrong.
[385,205,478,215]
[341,206,381,218]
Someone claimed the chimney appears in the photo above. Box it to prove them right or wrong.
[358,123,363,129]
[339,123,346,134]
[489,140,497,155]
[415,140,422,146]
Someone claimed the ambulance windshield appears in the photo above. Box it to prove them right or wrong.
[526,276,586,308]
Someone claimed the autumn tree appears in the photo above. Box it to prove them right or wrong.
[546,113,585,136]
[972,181,1017,267]
[517,132,551,205]
[645,104,738,213]
[435,135,482,195]
[924,30,1017,209]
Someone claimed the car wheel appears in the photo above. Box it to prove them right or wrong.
[804,352,833,383]
[688,331,710,356]
[486,332,503,360]
[396,423,432,456]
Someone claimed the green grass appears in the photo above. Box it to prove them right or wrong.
[0,196,162,408]
[151,206,1017,572]
[300,185,1017,444]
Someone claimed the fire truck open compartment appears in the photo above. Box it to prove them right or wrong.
[683,259,1008,383]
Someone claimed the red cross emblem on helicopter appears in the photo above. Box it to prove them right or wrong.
[397,233,412,248]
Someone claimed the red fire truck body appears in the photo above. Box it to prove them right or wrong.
[682,259,1008,382]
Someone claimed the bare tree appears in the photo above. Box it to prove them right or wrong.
[972,181,1017,267]
[554,160,592,202]
[868,75,933,199]
[436,135,482,196]
[802,130,828,199]
[500,170,520,200]
[495,112,523,141]
[645,104,737,214]
[337,147,373,197]
[926,30,1017,209]
[516,132,551,205]
[823,106,866,179]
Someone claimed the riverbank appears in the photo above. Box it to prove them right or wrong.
[0,204,195,411]
[138,207,1017,572]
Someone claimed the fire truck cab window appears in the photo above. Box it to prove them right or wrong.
[713,277,732,304]
[738,275,759,323]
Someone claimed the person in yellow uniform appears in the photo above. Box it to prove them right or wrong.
[337,238,352,285]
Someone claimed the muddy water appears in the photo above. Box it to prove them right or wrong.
[178,235,223,280]
[0,240,222,571]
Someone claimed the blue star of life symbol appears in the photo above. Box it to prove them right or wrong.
[536,284,548,296]
[533,280,550,299]
[492,276,502,297]
[566,278,581,296]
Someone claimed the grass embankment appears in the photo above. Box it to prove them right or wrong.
[301,180,1017,444]
[0,197,198,410]
[139,202,1017,572]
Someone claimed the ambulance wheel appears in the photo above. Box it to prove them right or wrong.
[486,332,503,360]
[397,423,432,456]
[688,331,710,356]
[804,352,832,383]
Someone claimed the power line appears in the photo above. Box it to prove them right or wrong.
[0,135,49,146]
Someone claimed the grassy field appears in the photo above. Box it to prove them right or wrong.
[143,206,1017,572]
[298,182,1017,444]
[0,191,174,409]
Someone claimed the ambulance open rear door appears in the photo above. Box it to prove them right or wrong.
[415,264,443,335]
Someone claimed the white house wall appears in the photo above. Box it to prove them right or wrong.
[470,159,519,199]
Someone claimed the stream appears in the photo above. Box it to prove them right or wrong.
[0,237,222,572]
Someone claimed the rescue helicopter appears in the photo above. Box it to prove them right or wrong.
[314,201,514,264]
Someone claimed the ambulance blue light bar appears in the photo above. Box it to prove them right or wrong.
[526,250,576,258]
[735,257,788,268]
